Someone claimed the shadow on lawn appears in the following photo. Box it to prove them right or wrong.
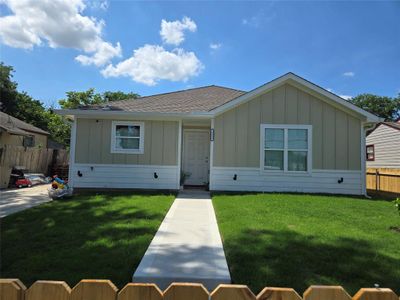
[0,194,171,288]
[224,228,400,295]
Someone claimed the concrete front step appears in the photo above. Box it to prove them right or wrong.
[132,191,231,290]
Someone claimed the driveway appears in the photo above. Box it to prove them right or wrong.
[0,184,52,218]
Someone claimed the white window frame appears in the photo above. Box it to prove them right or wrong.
[111,121,144,154]
[260,124,312,174]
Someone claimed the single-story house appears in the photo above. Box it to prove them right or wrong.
[58,73,380,195]
[366,120,400,169]
[0,111,49,148]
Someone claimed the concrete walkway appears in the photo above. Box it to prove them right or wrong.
[0,184,51,218]
[133,190,231,290]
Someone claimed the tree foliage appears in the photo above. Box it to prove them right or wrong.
[0,62,140,147]
[103,91,139,102]
[350,94,400,121]
[58,88,104,109]
[59,89,139,109]
[0,63,70,146]
[0,62,18,114]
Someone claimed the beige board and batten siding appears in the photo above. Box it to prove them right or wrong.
[367,124,400,169]
[74,119,179,165]
[71,118,180,190]
[211,83,364,195]
[213,83,361,170]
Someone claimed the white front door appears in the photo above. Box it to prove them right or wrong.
[183,130,210,186]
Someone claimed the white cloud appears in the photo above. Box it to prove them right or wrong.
[343,71,355,77]
[101,44,203,86]
[160,16,197,46]
[339,95,353,100]
[0,0,121,66]
[209,43,222,50]
[242,9,276,28]
[76,41,121,66]
[87,0,109,11]
[326,88,352,100]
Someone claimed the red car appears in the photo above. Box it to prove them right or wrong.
[15,177,32,188]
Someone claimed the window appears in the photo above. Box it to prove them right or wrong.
[261,124,312,173]
[366,145,375,161]
[111,121,144,154]
[23,135,35,147]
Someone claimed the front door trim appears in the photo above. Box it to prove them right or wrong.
[182,128,210,186]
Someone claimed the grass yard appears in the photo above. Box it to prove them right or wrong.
[0,193,174,288]
[213,193,400,294]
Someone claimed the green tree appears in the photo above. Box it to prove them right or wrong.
[0,62,18,114]
[58,88,104,109]
[0,62,70,146]
[44,110,71,146]
[13,92,48,130]
[103,91,139,102]
[58,88,139,109]
[350,94,400,121]
[1,63,139,146]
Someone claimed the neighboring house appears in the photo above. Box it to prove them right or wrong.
[366,120,400,169]
[0,111,49,148]
[58,73,380,195]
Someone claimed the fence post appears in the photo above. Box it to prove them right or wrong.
[164,283,209,300]
[118,283,163,300]
[71,280,118,300]
[0,279,26,300]
[257,287,301,300]
[211,284,256,300]
[375,169,379,192]
[353,288,398,300]
[26,280,71,300]
[303,286,352,300]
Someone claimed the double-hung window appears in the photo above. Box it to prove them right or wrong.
[261,124,312,173]
[366,145,375,161]
[111,121,144,154]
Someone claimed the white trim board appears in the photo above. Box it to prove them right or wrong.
[68,118,77,187]
[177,119,183,189]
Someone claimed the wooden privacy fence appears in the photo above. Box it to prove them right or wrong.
[366,168,400,195]
[1,279,399,300]
[0,145,69,188]
[0,144,69,173]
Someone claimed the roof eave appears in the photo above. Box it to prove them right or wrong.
[55,109,214,120]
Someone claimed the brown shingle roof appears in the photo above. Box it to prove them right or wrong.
[98,85,246,113]
[0,111,49,135]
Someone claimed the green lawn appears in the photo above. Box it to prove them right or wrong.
[213,193,400,294]
[0,193,174,288]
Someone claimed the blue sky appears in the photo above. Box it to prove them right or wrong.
[1,0,399,108]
